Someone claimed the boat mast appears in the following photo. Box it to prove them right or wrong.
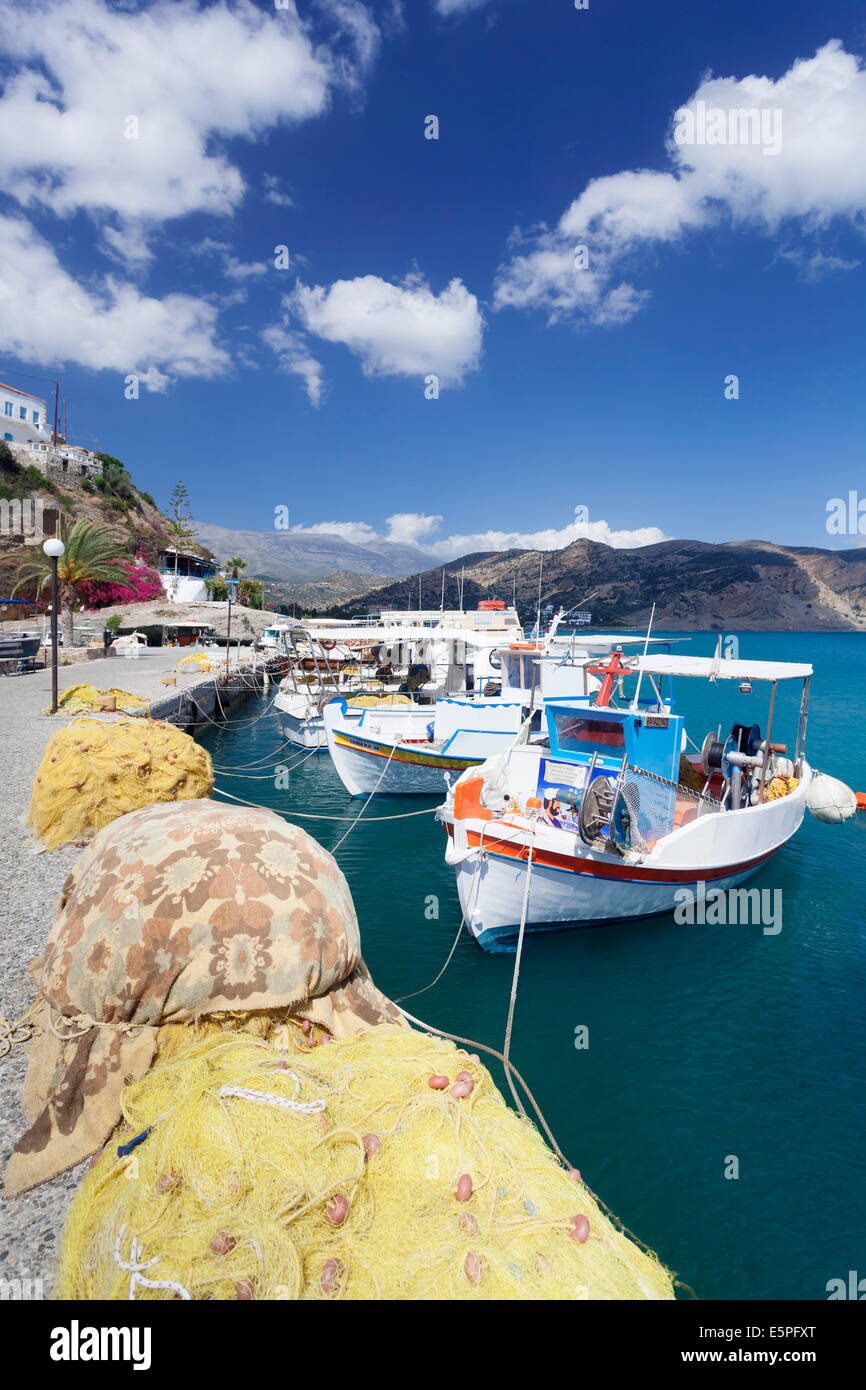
[630,602,656,710]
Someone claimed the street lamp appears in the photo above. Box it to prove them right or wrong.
[225,568,240,676]
[42,536,65,714]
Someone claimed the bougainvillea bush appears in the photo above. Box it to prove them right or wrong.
[80,559,164,609]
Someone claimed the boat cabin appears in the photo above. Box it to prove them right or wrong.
[162,622,215,649]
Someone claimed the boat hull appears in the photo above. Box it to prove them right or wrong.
[327,725,483,796]
[449,831,780,949]
[443,763,810,950]
[275,693,327,749]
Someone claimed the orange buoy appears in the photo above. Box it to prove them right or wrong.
[857,792,866,810]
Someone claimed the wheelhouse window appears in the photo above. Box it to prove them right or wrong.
[554,713,625,759]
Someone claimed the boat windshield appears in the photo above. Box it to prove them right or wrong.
[552,712,626,760]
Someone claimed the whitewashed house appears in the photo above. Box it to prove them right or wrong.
[1,382,49,444]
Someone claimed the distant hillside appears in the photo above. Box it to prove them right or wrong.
[257,569,391,612]
[191,522,432,583]
[330,537,866,630]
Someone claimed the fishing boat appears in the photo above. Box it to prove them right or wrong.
[438,646,855,950]
[277,604,523,752]
[322,630,685,796]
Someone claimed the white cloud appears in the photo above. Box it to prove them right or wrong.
[0,0,342,253]
[0,0,382,387]
[288,511,668,557]
[383,513,444,545]
[262,325,325,408]
[289,272,484,384]
[263,174,295,208]
[0,214,228,383]
[434,0,492,15]
[224,257,269,281]
[495,41,866,325]
[423,518,669,560]
[318,0,381,91]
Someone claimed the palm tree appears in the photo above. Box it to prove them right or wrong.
[13,518,131,647]
[224,555,247,574]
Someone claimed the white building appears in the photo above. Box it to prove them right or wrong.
[1,382,49,445]
[158,548,220,603]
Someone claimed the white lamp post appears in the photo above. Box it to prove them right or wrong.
[42,537,65,713]
[225,568,240,676]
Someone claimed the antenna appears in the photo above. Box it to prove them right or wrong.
[535,554,543,640]
[630,602,657,711]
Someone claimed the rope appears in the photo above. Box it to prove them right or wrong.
[113,1227,192,1301]
[211,783,439,823]
[211,734,298,771]
[502,821,536,1121]
[212,745,321,780]
[395,916,465,1004]
[219,1071,325,1115]
[0,1000,41,1058]
[330,739,401,852]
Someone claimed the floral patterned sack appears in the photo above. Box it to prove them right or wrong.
[4,799,402,1197]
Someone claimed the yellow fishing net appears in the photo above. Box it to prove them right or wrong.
[348,693,414,708]
[58,1021,674,1301]
[28,718,214,849]
[49,684,150,715]
[176,652,218,674]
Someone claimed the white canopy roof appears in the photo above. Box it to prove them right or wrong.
[623,654,813,682]
[296,624,501,646]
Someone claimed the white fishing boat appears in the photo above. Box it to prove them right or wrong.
[276,603,525,752]
[438,646,858,950]
[322,630,684,796]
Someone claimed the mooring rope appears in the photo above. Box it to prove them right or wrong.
[330,740,401,852]
[211,783,439,823]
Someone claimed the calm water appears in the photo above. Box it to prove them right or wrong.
[199,631,866,1301]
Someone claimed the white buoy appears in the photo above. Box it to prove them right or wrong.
[806,772,858,824]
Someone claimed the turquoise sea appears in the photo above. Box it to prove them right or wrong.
[198,631,866,1301]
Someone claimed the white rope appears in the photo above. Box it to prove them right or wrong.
[211,782,438,823]
[502,821,537,1121]
[212,745,322,779]
[218,1070,325,1115]
[330,737,402,851]
[113,1226,192,1301]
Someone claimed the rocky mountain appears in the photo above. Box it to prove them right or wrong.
[257,569,391,613]
[329,537,866,630]
[191,522,432,583]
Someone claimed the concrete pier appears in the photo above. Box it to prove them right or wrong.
[0,644,285,1287]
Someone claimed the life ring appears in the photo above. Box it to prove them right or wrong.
[320,639,337,651]
[508,642,543,651]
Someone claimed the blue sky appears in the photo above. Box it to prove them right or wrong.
[1,0,865,558]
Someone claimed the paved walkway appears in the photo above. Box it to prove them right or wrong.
[0,646,258,1291]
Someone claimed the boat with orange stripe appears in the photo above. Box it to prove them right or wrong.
[438,642,859,950]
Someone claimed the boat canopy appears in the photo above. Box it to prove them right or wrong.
[622,654,813,682]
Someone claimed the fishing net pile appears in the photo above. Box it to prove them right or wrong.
[6,800,674,1302]
[27,718,213,849]
[49,684,150,715]
[176,652,218,674]
[348,693,414,708]
[58,1022,673,1301]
